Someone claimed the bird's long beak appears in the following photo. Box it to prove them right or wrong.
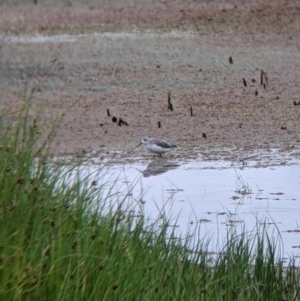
[135,142,142,148]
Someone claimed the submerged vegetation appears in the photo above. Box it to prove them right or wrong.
[1,100,300,300]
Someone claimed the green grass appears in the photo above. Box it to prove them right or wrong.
[1,99,300,301]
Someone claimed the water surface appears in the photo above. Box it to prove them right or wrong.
[72,157,300,261]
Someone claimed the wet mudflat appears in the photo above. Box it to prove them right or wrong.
[1,30,300,163]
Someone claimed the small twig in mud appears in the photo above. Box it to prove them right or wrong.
[108,110,128,126]
[108,110,117,122]
[229,56,233,64]
[260,69,268,88]
[117,118,129,126]
[190,106,194,117]
[293,101,300,106]
[240,160,245,168]
[243,78,247,87]
[121,119,129,126]
[158,121,161,128]
[167,90,173,111]
[255,90,258,96]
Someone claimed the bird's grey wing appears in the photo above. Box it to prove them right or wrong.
[155,140,177,149]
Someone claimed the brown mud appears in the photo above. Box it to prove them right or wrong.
[1,0,300,163]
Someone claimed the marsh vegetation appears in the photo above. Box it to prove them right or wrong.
[1,97,300,301]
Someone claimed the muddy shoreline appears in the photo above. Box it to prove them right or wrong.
[1,1,300,164]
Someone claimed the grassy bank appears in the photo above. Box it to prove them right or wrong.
[1,102,300,300]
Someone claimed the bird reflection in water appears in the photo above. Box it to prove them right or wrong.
[139,160,180,178]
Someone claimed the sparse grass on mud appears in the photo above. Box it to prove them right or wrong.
[1,98,300,300]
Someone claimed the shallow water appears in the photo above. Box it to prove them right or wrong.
[72,156,300,262]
